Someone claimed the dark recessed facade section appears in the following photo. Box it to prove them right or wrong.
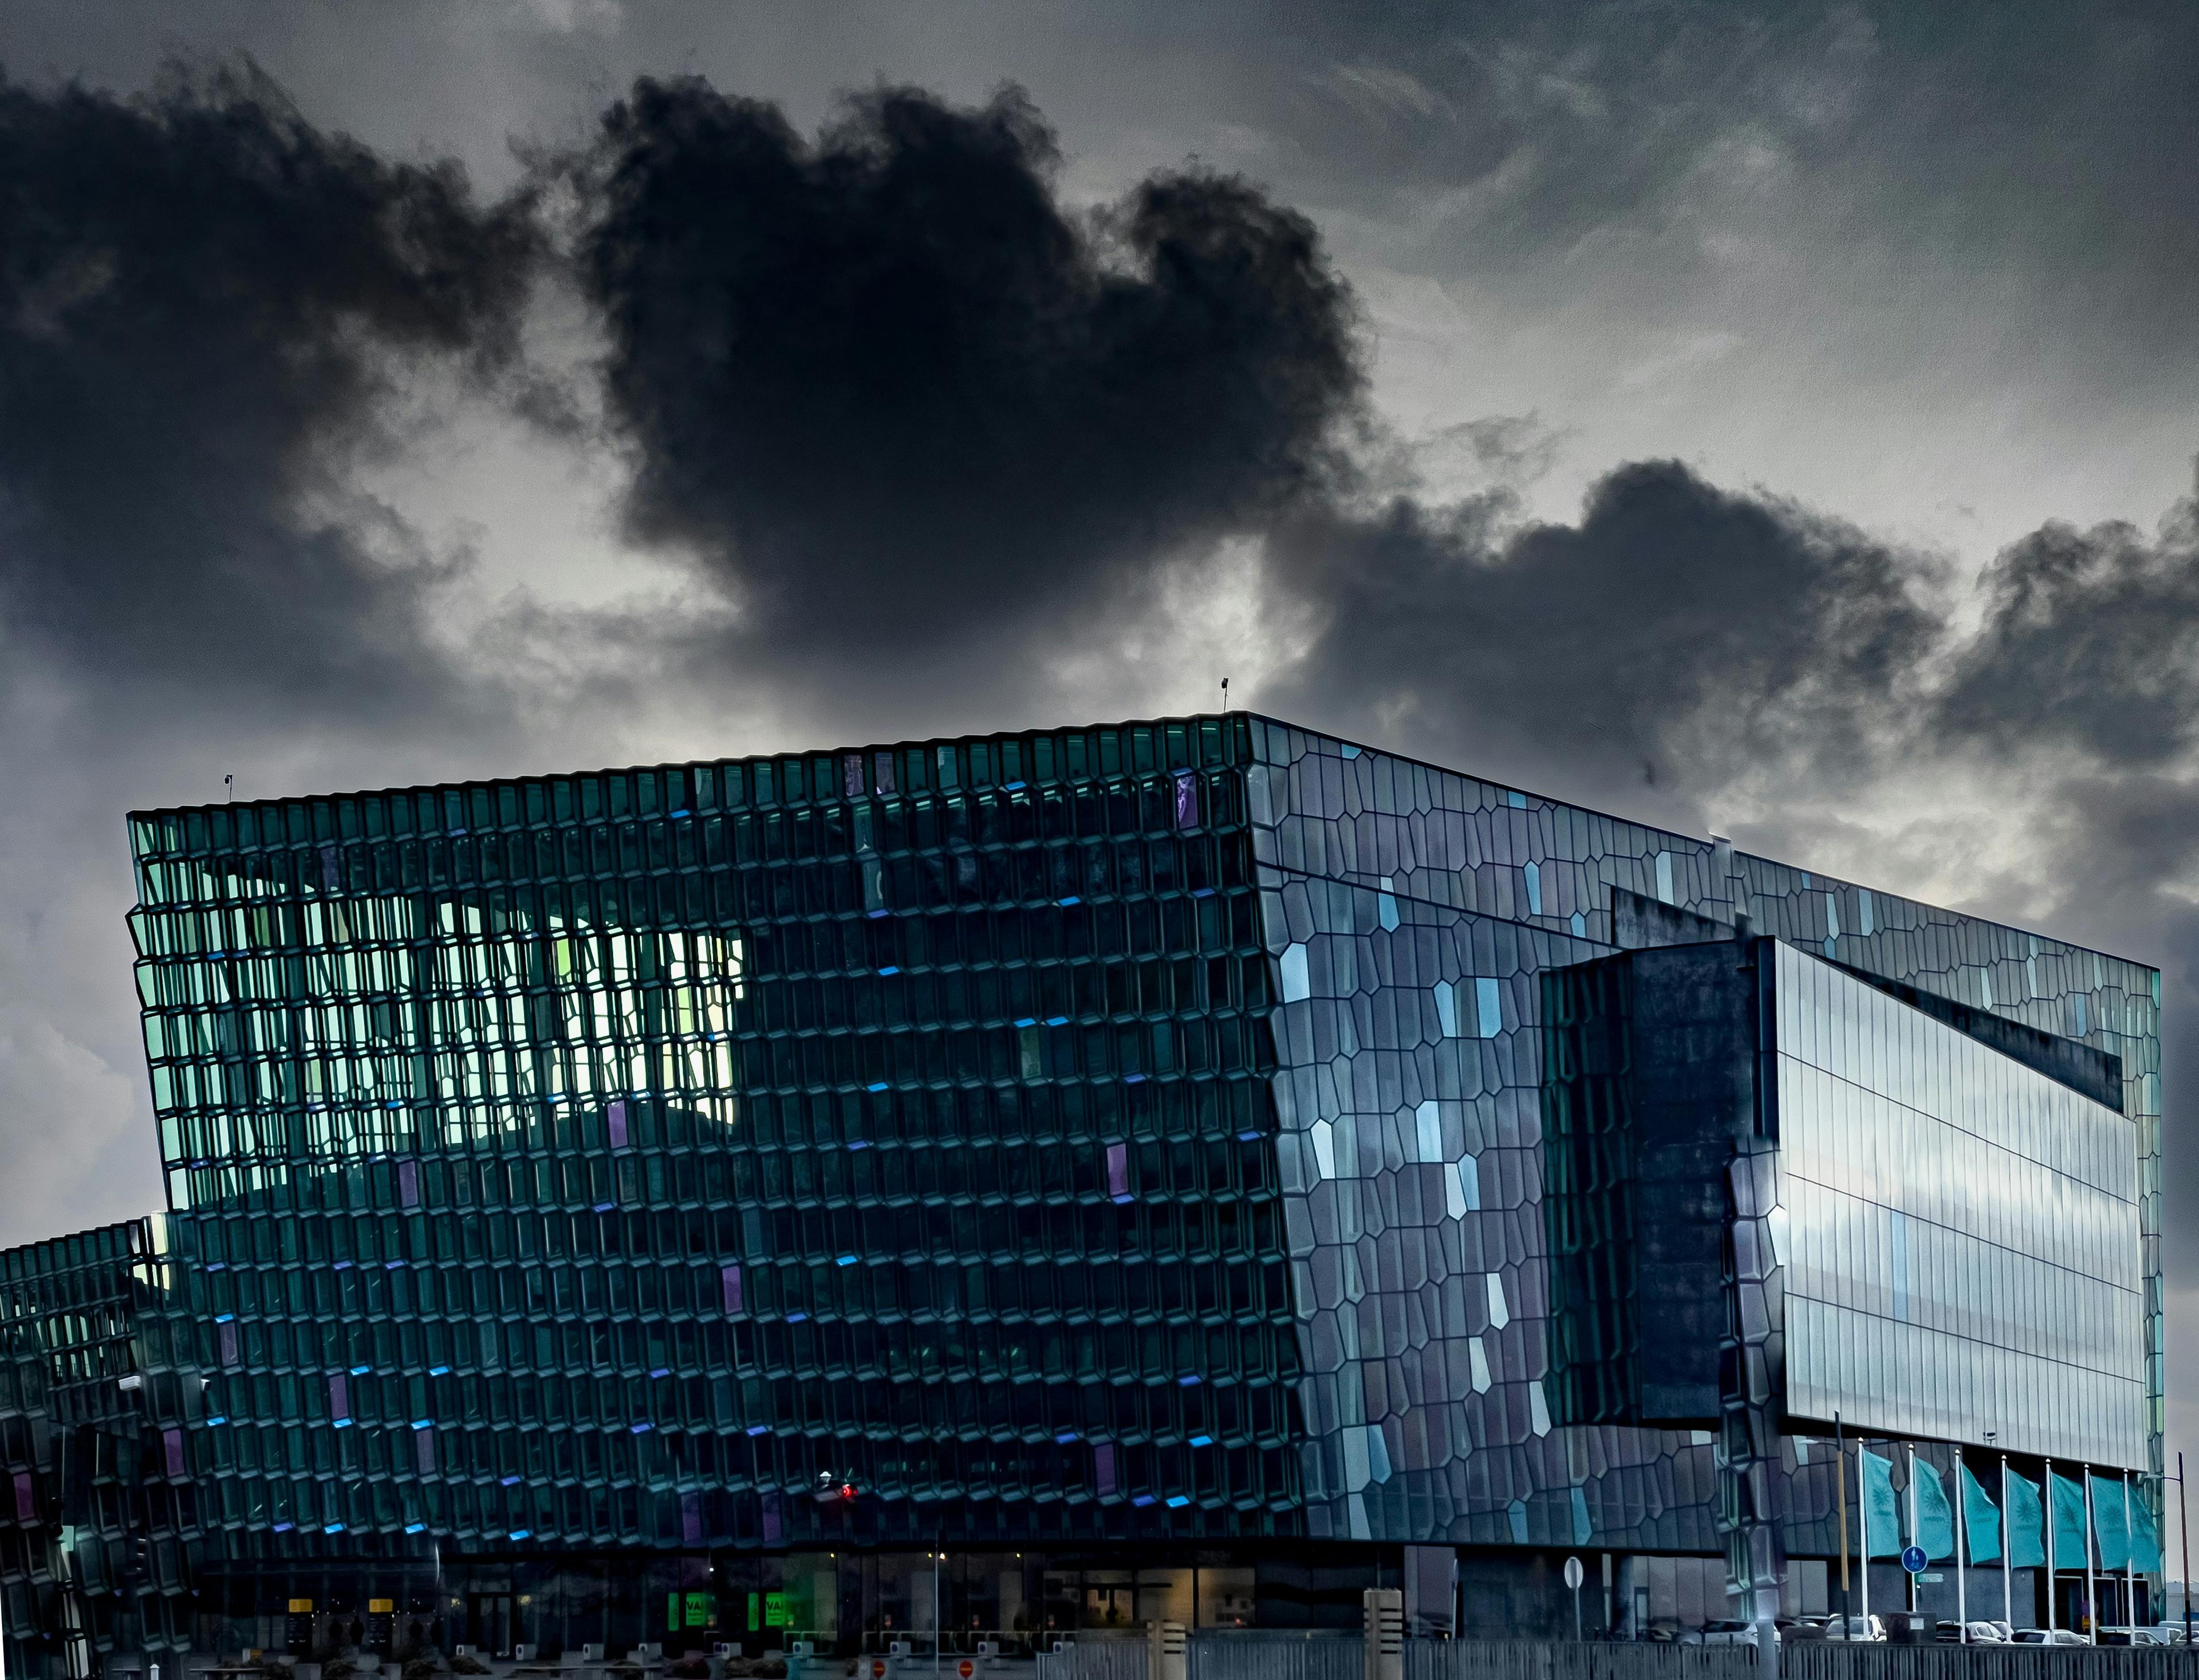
[1543,938,1763,1432]
[1609,886,1735,951]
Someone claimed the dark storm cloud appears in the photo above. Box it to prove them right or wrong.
[1935,471,2199,767]
[566,72,1961,779]
[574,78,1362,650]
[1259,460,1947,797]
[0,61,537,726]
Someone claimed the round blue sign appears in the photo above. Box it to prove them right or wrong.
[1900,1546,1928,1574]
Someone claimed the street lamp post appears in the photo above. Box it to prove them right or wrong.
[2183,1454,2192,1647]
[1835,1413,1849,1622]
[1909,1444,1921,1617]
[2135,1462,2189,1639]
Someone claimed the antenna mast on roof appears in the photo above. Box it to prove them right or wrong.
[1220,676,1229,712]
[224,774,234,803]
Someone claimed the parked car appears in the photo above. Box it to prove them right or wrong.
[1777,1618,1827,1643]
[1820,1615,1885,1642]
[1698,1622,1755,1647]
[2099,1627,2180,1647]
[1934,1622,2007,1644]
[2013,1628,2092,1645]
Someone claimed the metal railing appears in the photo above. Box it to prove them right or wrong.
[1038,1634,2199,1680]
[1192,1631,1362,1680]
[1409,1645,1762,1680]
[1786,1649,2199,1680]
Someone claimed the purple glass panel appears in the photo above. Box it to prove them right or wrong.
[721,1263,744,1316]
[163,1427,186,1478]
[761,1489,782,1545]
[873,751,897,796]
[397,1159,420,1210]
[329,1371,349,1421]
[320,843,341,894]
[13,1470,34,1521]
[1106,1141,1130,1202]
[682,1490,703,1545]
[843,754,864,800]
[1094,1442,1117,1497]
[219,1320,239,1368]
[416,1426,436,1475]
[607,1098,628,1150]
[1173,770,1199,833]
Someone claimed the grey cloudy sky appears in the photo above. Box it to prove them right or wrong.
[3,0,2197,1462]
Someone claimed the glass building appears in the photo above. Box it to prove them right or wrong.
[0,715,2166,1669]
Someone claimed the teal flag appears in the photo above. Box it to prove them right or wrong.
[2091,1475,2131,1572]
[1962,1464,2002,1564]
[1862,1449,1902,1557]
[1915,1457,1956,1561]
[2007,1468,2046,1568]
[2133,1492,2165,1572]
[2052,1470,2089,1567]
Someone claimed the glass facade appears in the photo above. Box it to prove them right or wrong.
[0,713,2168,1666]
[0,1221,196,1658]
[128,717,1296,1571]
[1777,940,2147,1466]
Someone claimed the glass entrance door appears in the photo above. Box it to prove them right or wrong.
[469,1592,516,1656]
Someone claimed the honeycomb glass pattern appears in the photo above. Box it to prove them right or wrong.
[127,717,1299,1573]
[0,1221,195,1672]
[1239,718,2163,1575]
[84,709,2166,1637]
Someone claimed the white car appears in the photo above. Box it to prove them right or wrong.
[2012,1628,2091,1646]
[1820,1615,1885,1642]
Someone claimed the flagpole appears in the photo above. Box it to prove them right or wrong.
[1860,1441,1871,1635]
[2085,1471,2099,1640]
[2125,1470,2135,1631]
[2000,1453,2011,1631]
[1956,1448,1968,1641]
[2047,1457,2058,1637]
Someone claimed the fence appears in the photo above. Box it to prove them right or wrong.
[1787,1649,2199,1680]
[1196,1632,1361,1680]
[1039,1635,2199,1680]
[1410,1644,1762,1680]
[1040,1636,1760,1680]
[1039,1637,1152,1680]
